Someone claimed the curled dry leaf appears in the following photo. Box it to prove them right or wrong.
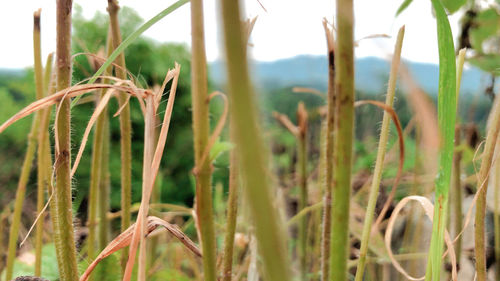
[273,111,300,136]
[79,216,201,281]
[384,196,457,281]
[0,82,147,135]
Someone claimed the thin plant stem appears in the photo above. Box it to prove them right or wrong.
[51,1,79,280]
[329,0,355,279]
[106,0,132,271]
[450,126,462,264]
[219,0,291,279]
[495,138,500,281]
[474,90,500,281]
[221,123,239,281]
[86,30,113,278]
[98,114,110,251]
[5,10,46,281]
[354,25,405,281]
[321,20,335,281]
[190,0,217,280]
[34,11,53,277]
[450,48,466,270]
[296,102,308,279]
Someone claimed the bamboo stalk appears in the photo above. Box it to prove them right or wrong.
[354,26,405,281]
[219,0,291,279]
[5,10,46,281]
[221,123,239,281]
[329,0,355,279]
[190,0,217,280]
[475,92,500,281]
[51,1,79,280]
[106,0,133,271]
[321,20,335,281]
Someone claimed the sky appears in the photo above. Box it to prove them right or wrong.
[0,0,464,69]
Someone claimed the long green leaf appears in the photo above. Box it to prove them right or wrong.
[71,0,189,107]
[426,0,457,280]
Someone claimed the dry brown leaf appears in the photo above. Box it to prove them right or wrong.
[79,216,201,281]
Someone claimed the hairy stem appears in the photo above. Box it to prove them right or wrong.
[321,21,335,281]
[354,26,405,281]
[52,1,79,280]
[329,0,355,279]
[220,0,291,279]
[297,103,308,279]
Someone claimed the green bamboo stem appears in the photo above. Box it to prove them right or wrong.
[321,21,335,281]
[329,0,355,279]
[5,10,46,281]
[190,0,217,280]
[98,114,110,251]
[219,0,291,280]
[221,125,239,281]
[474,91,500,281]
[296,103,308,279]
[106,0,133,271]
[354,26,405,281]
[51,1,79,280]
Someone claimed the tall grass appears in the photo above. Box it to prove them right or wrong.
[329,0,355,279]
[219,0,291,279]
[354,25,405,281]
[51,1,79,280]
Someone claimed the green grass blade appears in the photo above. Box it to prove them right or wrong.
[425,0,457,280]
[71,0,189,107]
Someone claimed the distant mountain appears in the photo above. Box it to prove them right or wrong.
[209,55,488,95]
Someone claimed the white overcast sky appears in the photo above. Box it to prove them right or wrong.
[0,0,463,69]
